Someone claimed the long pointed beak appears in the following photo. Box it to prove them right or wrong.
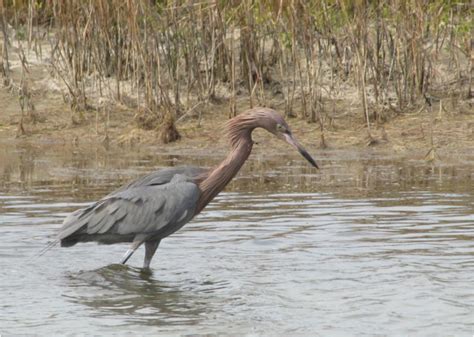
[283,133,319,169]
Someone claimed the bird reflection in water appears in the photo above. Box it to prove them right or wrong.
[64,264,227,326]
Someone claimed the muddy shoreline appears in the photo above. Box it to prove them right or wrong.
[1,88,472,164]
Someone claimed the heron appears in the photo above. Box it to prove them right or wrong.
[58,107,318,269]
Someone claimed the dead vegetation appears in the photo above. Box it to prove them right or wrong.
[0,0,472,147]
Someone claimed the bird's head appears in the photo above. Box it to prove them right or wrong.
[227,107,318,169]
[263,110,318,169]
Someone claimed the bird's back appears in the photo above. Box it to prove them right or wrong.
[59,166,207,246]
[110,166,207,195]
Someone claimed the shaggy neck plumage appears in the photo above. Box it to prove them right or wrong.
[195,113,259,214]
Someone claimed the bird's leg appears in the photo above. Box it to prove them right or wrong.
[143,240,161,269]
[120,237,144,265]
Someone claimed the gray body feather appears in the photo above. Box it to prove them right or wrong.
[59,166,207,247]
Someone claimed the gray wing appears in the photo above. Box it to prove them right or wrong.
[59,173,202,245]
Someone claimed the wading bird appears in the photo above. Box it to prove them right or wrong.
[58,107,318,268]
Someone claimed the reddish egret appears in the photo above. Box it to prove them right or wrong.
[58,107,318,268]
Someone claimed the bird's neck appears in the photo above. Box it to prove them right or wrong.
[195,131,253,214]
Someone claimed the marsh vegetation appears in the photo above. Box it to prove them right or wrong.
[0,1,472,151]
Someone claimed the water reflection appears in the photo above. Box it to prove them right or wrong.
[65,264,211,326]
[2,142,474,197]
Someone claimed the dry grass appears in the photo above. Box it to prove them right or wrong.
[0,0,472,145]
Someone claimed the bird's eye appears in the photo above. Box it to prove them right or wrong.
[276,124,284,131]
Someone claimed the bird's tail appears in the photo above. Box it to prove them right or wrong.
[36,239,60,258]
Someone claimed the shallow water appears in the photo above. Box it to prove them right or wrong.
[1,143,473,336]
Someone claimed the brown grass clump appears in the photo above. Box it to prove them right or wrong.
[134,109,162,131]
[159,113,181,144]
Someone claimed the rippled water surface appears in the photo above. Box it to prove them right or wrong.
[1,143,473,336]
